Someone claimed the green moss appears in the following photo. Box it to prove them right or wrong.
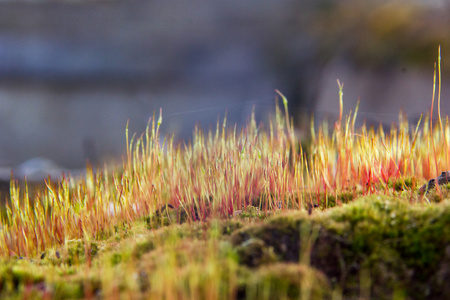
[387,177,416,191]
[0,261,46,298]
[11,264,44,283]
[0,197,448,299]
[232,213,309,266]
[53,281,84,299]
[422,183,450,202]
[221,219,244,235]
[235,238,278,267]
[315,191,359,208]
[132,239,155,259]
[110,253,122,266]
[231,196,450,299]
[328,197,449,266]
[145,203,211,229]
[239,206,261,218]
[238,263,331,300]
[65,240,99,266]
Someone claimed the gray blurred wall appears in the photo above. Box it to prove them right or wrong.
[0,0,449,177]
[0,0,319,172]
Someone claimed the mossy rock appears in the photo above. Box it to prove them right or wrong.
[1,196,448,299]
[232,196,450,299]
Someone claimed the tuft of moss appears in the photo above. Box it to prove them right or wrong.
[318,191,358,208]
[422,183,450,203]
[53,281,84,299]
[65,240,99,266]
[235,238,279,268]
[132,239,155,259]
[221,219,244,235]
[231,196,450,299]
[388,177,416,192]
[238,263,331,300]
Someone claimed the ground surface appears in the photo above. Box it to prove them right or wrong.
[0,194,448,300]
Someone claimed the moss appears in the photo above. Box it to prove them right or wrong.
[52,277,101,300]
[65,240,99,266]
[235,238,278,268]
[330,197,449,264]
[10,264,44,284]
[0,196,448,299]
[239,206,262,219]
[132,239,155,259]
[387,177,416,192]
[422,183,450,202]
[231,214,301,265]
[53,281,84,299]
[0,261,47,298]
[221,219,244,235]
[323,196,450,298]
[363,247,410,298]
[110,253,122,266]
[145,203,212,229]
[238,263,331,300]
[315,191,359,209]
[90,243,99,257]
[250,194,300,211]
[0,262,44,293]
[231,196,450,299]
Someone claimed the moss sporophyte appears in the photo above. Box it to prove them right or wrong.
[0,51,449,299]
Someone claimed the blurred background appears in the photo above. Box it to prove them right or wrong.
[0,0,450,190]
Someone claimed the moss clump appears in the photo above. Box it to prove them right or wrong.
[238,263,331,300]
[110,253,122,266]
[65,240,99,266]
[0,199,448,299]
[422,183,450,203]
[52,276,101,300]
[132,239,155,259]
[221,219,244,235]
[53,281,84,299]
[386,177,417,192]
[145,202,214,229]
[393,177,416,191]
[326,196,450,271]
[0,261,45,296]
[231,213,305,265]
[319,191,358,208]
[231,196,450,299]
[235,238,279,268]
[234,205,271,220]
[238,206,261,219]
